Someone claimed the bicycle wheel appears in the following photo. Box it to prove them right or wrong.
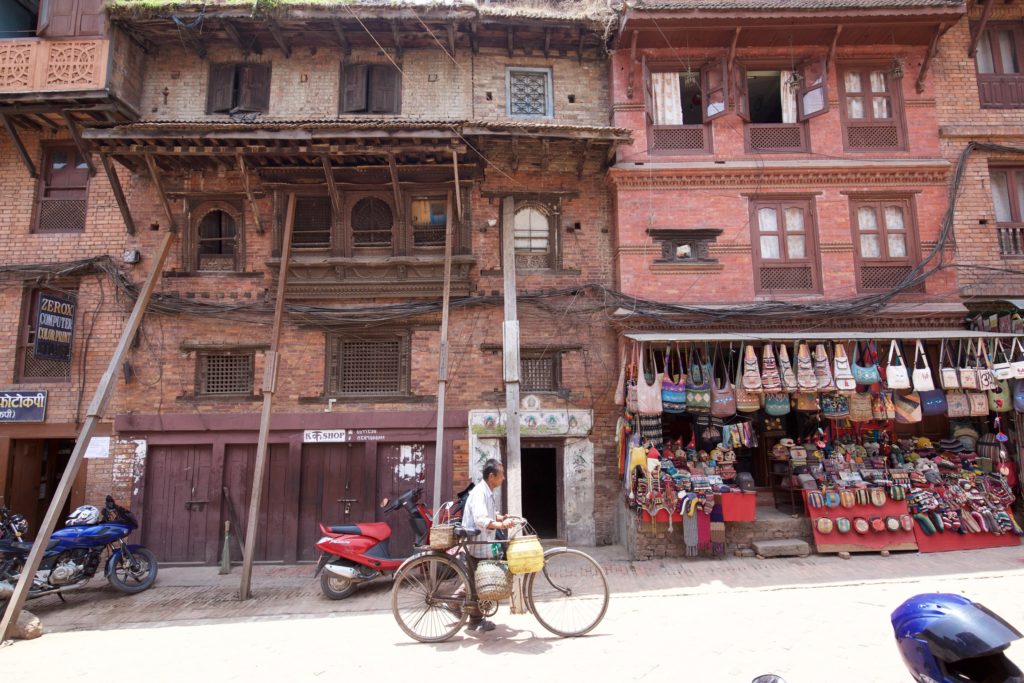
[391,553,470,643]
[526,548,609,637]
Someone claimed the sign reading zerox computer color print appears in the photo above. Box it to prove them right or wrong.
[0,390,47,422]
[34,293,76,361]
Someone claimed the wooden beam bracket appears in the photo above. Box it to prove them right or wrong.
[447,21,457,59]
[0,113,37,178]
[267,17,291,58]
[541,138,551,172]
[917,23,947,94]
[145,153,177,232]
[728,27,742,79]
[511,136,520,173]
[100,153,136,235]
[627,30,638,99]
[507,25,515,58]
[387,153,405,234]
[544,27,552,59]
[178,21,208,60]
[969,0,994,57]
[331,18,351,55]
[223,20,260,55]
[61,110,96,176]
[238,153,264,235]
[320,155,344,234]
[391,20,404,61]
[827,25,843,73]
[577,139,592,180]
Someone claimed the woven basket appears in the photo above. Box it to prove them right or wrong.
[475,560,512,601]
[429,524,455,550]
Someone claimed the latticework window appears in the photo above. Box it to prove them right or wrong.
[292,197,332,248]
[351,197,393,247]
[197,352,254,396]
[521,355,560,393]
[508,69,551,117]
[34,146,88,233]
[17,288,75,382]
[327,336,410,396]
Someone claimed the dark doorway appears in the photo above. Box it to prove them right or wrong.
[521,447,558,539]
[4,439,76,537]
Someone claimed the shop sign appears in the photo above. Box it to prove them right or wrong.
[34,293,76,361]
[303,429,386,443]
[0,390,47,422]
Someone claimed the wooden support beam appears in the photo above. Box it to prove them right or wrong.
[34,113,59,130]
[577,139,592,180]
[179,22,208,59]
[61,110,96,176]
[267,17,291,58]
[321,154,344,231]
[223,20,260,55]
[331,18,351,55]
[387,153,405,231]
[0,113,36,178]
[470,18,479,54]
[100,153,136,235]
[430,164,457,519]
[544,27,551,59]
[578,27,585,64]
[0,228,175,641]
[145,153,177,232]
[541,138,551,172]
[917,23,946,94]
[391,20,403,60]
[511,136,520,173]
[507,25,515,57]
[447,21,457,58]
[969,0,994,57]
[627,30,638,98]
[238,153,264,235]
[12,115,41,131]
[828,25,843,72]
[500,194,522,521]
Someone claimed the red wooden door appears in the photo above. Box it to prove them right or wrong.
[142,445,214,563]
[376,443,434,558]
[298,442,373,561]
[222,443,291,562]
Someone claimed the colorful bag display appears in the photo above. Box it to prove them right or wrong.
[778,343,798,393]
[938,339,959,390]
[992,339,1013,380]
[814,343,835,391]
[959,340,979,390]
[734,345,762,413]
[946,391,970,418]
[893,391,922,423]
[761,343,782,392]
[872,390,896,420]
[851,341,882,386]
[614,343,628,406]
[764,392,791,416]
[821,392,850,419]
[968,392,989,417]
[849,391,874,422]
[919,389,948,417]
[661,346,687,414]
[795,392,820,412]
[832,343,856,391]
[911,340,935,392]
[686,347,711,414]
[1014,379,1024,413]
[1010,338,1024,379]
[742,344,763,393]
[886,340,911,390]
[637,344,664,414]
[710,348,737,418]
[989,379,1012,413]
[977,339,997,392]
[796,342,816,391]
[626,345,639,412]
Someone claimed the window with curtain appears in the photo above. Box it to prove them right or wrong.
[850,197,918,290]
[990,168,1024,256]
[750,198,819,293]
[837,65,905,150]
[974,24,1024,108]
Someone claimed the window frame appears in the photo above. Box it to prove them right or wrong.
[187,199,245,273]
[506,67,554,119]
[974,23,1024,108]
[324,332,412,398]
[836,63,907,152]
[339,63,402,115]
[195,350,255,397]
[347,193,396,255]
[733,60,813,153]
[16,286,77,383]
[644,58,713,155]
[408,192,450,251]
[519,351,563,394]
[206,62,272,115]
[503,197,561,271]
[989,166,1024,258]
[289,193,334,252]
[848,195,920,291]
[749,196,822,295]
[32,143,89,234]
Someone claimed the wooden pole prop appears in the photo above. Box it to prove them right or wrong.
[0,228,176,641]
[238,193,296,600]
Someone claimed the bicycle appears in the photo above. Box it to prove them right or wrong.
[390,519,610,643]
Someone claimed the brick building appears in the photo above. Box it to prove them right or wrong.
[0,1,629,565]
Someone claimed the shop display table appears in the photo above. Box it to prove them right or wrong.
[913,526,1021,553]
[803,490,919,554]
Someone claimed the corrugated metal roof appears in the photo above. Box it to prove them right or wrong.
[633,0,963,10]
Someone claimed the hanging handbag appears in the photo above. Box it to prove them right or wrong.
[742,343,763,393]
[778,342,798,392]
[959,340,979,390]
[796,342,817,391]
[988,379,1013,413]
[821,392,850,419]
[1010,337,1024,379]
[885,340,911,390]
[637,344,664,414]
[626,344,639,413]
[686,346,711,414]
[710,346,737,418]
[1014,379,1024,413]
[661,345,688,414]
[795,392,820,412]
[893,391,922,423]
[911,340,935,392]
[968,391,989,417]
[919,389,948,417]
[851,341,882,386]
[764,392,791,416]
[833,342,856,391]
[977,339,998,391]
[849,391,874,422]
[946,391,971,418]
[939,339,959,390]
[761,343,782,392]
[814,343,835,391]
[734,345,762,413]
[992,339,1014,380]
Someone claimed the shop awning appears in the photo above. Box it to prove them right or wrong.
[625,331,1014,342]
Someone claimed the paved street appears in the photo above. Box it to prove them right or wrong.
[3,544,1024,682]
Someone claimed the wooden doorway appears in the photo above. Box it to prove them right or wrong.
[376,443,434,559]
[4,439,77,537]
[142,444,215,563]
[297,442,374,561]
[520,442,563,540]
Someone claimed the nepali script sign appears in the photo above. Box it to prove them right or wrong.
[0,391,47,422]
[34,293,76,361]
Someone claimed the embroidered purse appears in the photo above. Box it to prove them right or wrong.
[919,389,948,417]
[977,339,998,391]
[849,391,874,422]
[661,345,688,414]
[710,347,737,419]
[833,342,856,391]
[946,391,970,418]
[741,343,763,393]
[968,392,989,417]
[778,342,798,392]
[989,379,1013,413]
[821,392,849,419]
[835,517,851,534]
[911,340,935,392]
[939,339,959,390]
[893,391,922,423]
[795,392,821,412]
[814,343,835,391]
[872,390,896,420]
[1011,337,1024,379]
[1014,378,1024,413]
[959,340,979,390]
[761,343,782,392]
[686,347,711,414]
[796,342,817,391]
[764,392,791,416]
[851,341,882,386]
[885,340,911,390]
[734,345,762,413]
[992,338,1014,380]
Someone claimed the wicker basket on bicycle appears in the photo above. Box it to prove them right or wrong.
[475,560,512,601]
[506,522,544,575]
[429,523,456,551]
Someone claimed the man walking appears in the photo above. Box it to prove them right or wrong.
[461,458,515,632]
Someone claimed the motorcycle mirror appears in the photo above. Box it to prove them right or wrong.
[752,676,788,683]
[379,498,390,509]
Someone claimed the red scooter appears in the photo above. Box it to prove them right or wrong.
[313,485,467,599]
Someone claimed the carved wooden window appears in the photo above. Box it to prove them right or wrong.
[351,197,393,248]
[837,65,905,151]
[735,61,823,153]
[340,64,401,114]
[410,195,447,247]
[850,197,918,291]
[513,202,557,270]
[291,196,332,249]
[326,334,410,397]
[507,68,553,118]
[17,287,76,382]
[34,145,88,233]
[521,353,561,393]
[38,0,105,38]
[648,229,721,263]
[750,198,820,293]
[207,63,271,114]
[990,167,1024,257]
[196,351,254,396]
[645,59,711,154]
[975,24,1024,108]
[196,209,239,272]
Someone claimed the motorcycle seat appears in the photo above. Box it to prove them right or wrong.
[327,525,362,535]
[328,522,391,541]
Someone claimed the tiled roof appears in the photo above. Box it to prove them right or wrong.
[633,0,963,10]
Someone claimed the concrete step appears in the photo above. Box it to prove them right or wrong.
[752,538,812,558]
[726,506,813,548]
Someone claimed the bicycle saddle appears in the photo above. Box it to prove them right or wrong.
[454,526,481,538]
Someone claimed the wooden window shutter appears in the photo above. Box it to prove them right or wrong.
[75,0,106,37]
[641,56,653,126]
[207,64,236,114]
[370,65,400,113]
[797,56,829,120]
[701,58,728,122]
[733,62,750,122]
[39,0,78,37]
[237,63,271,113]
[341,64,369,113]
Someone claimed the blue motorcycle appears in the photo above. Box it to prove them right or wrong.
[0,495,158,607]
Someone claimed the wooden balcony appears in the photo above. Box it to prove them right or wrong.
[978,75,1024,109]
[0,38,109,94]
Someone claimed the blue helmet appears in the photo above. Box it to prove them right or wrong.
[892,594,1022,683]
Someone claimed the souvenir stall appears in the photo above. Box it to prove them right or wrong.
[617,332,1024,558]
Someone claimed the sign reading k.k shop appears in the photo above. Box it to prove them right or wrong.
[0,391,47,422]
[34,293,76,361]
